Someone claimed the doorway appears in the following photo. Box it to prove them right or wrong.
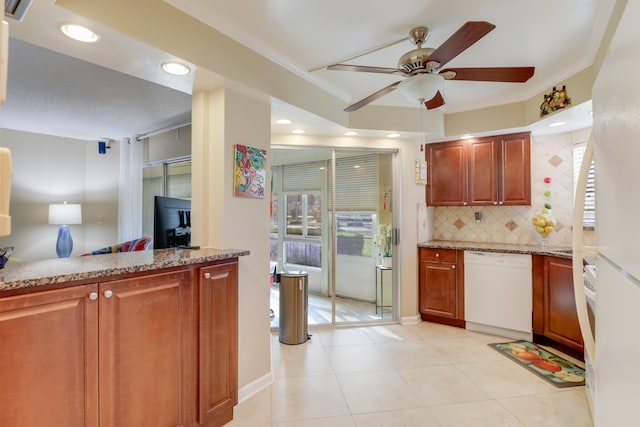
[270,148,397,328]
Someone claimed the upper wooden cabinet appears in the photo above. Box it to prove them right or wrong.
[427,131,531,207]
[426,140,468,206]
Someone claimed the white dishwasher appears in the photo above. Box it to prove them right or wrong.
[464,251,532,340]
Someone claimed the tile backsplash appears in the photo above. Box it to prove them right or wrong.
[433,128,595,247]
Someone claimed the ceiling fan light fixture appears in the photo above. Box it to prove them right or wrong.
[397,73,444,105]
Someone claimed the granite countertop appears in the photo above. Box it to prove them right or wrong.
[418,240,574,259]
[0,247,250,292]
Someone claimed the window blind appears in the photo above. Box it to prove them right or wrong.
[327,154,378,211]
[282,161,326,192]
[573,142,596,226]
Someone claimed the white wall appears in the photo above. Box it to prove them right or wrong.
[0,128,119,260]
[191,87,272,392]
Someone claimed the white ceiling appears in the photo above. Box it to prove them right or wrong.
[1,0,610,141]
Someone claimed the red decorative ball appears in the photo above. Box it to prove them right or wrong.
[544,177,552,184]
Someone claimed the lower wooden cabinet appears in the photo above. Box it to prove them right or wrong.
[0,284,99,427]
[418,248,465,328]
[197,262,238,427]
[0,260,238,427]
[99,269,193,427]
[533,255,584,356]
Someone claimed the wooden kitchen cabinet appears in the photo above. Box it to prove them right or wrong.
[99,269,193,427]
[0,284,99,427]
[418,248,465,328]
[0,258,239,427]
[196,262,238,427]
[427,132,531,207]
[533,256,584,357]
[426,140,468,206]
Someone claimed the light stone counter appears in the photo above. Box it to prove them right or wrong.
[0,247,250,292]
[418,240,573,259]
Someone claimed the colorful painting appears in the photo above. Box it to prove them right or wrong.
[234,144,267,199]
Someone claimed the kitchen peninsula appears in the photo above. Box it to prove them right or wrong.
[0,247,249,427]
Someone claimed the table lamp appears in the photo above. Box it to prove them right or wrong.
[49,201,82,258]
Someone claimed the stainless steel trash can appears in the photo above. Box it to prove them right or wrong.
[279,271,309,345]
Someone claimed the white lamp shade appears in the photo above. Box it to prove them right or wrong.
[397,73,444,104]
[49,202,82,225]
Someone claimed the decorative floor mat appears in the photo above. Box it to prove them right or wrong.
[488,341,585,387]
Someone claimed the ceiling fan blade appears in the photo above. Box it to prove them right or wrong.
[309,35,407,72]
[440,67,535,82]
[424,91,445,110]
[328,64,407,76]
[426,21,496,68]
[344,81,402,112]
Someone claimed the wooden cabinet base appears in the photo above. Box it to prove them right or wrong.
[420,313,465,328]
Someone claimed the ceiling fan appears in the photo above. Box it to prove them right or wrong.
[327,22,535,112]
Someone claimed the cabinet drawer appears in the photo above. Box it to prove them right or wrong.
[419,248,457,263]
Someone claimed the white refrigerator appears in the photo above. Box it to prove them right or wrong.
[574,1,640,425]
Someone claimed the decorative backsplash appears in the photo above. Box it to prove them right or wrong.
[433,128,595,247]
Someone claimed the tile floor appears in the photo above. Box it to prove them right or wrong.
[228,322,594,427]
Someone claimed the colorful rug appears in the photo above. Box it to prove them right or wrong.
[488,341,585,388]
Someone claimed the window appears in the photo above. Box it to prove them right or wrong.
[573,142,595,226]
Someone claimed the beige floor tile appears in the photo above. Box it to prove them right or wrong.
[324,343,391,374]
[498,389,594,427]
[406,321,471,340]
[352,407,441,427]
[271,375,350,423]
[336,370,423,414]
[362,324,421,343]
[454,359,557,398]
[273,344,335,378]
[397,364,491,406]
[374,339,449,369]
[429,400,526,427]
[425,336,505,363]
[272,415,356,427]
[316,328,373,347]
[227,386,272,427]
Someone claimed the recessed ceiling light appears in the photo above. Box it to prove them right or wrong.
[60,24,99,43]
[344,131,358,136]
[548,121,567,127]
[276,119,292,124]
[161,62,191,76]
[292,129,306,134]
[387,132,400,138]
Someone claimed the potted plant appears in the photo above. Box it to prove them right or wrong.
[375,223,392,268]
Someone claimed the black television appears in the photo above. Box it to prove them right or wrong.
[153,196,192,249]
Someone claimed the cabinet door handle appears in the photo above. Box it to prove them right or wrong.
[89,292,98,301]
[452,265,456,269]
[463,202,468,206]
[493,201,498,205]
[435,253,440,257]
[204,272,211,280]
[498,201,504,205]
[104,290,113,298]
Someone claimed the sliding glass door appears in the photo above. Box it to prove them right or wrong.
[270,148,396,327]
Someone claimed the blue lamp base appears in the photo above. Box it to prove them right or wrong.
[56,225,73,258]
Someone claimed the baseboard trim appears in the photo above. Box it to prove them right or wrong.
[237,371,274,404]
[400,314,421,325]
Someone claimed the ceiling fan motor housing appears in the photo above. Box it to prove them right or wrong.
[398,48,438,74]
